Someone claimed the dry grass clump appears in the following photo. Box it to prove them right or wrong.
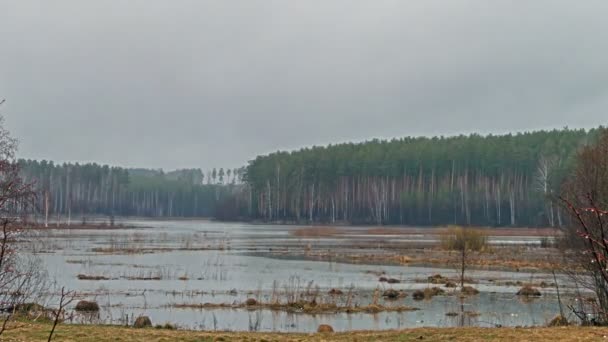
[134,316,152,328]
[75,300,100,312]
[77,274,110,281]
[317,324,334,333]
[516,286,542,297]
[428,274,449,284]
[292,227,340,237]
[122,276,162,281]
[169,301,417,314]
[412,290,425,300]
[445,281,457,288]
[548,315,568,327]
[440,226,488,252]
[413,287,445,300]
[382,289,407,300]
[425,287,445,297]
[460,286,479,296]
[395,255,412,264]
[14,303,46,313]
[155,323,177,330]
[11,303,51,320]
[379,277,400,283]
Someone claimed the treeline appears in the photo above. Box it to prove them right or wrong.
[244,128,604,227]
[18,161,248,222]
[18,128,604,227]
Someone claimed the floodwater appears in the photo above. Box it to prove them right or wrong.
[28,220,573,332]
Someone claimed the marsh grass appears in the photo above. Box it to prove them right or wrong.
[168,301,418,314]
[292,227,341,237]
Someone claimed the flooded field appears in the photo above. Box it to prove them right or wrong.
[29,220,576,332]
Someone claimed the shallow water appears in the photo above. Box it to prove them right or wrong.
[30,220,572,332]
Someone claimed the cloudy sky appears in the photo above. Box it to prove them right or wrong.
[1,1,607,170]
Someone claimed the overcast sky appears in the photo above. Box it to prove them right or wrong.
[1,1,607,170]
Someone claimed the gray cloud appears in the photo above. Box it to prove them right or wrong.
[1,0,607,170]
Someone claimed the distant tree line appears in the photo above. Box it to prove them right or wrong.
[18,161,248,223]
[244,128,604,227]
[17,128,604,227]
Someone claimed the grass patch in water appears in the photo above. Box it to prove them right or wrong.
[169,301,418,314]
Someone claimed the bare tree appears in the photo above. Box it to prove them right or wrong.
[48,287,75,342]
[560,128,608,324]
[0,110,44,336]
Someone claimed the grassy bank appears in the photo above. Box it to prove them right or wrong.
[3,322,608,341]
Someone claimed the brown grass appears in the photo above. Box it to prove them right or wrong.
[122,276,162,281]
[292,227,342,237]
[77,274,111,281]
[517,286,542,297]
[169,301,418,314]
[460,286,480,296]
[3,321,608,342]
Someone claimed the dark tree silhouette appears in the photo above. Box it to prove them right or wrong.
[560,128,608,324]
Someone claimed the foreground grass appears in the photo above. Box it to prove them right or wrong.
[3,322,608,342]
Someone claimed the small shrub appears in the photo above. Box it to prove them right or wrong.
[75,301,100,312]
[245,298,258,306]
[440,226,488,252]
[317,324,334,333]
[134,316,152,328]
[328,288,343,295]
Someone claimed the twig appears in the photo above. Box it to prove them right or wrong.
[48,287,75,342]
